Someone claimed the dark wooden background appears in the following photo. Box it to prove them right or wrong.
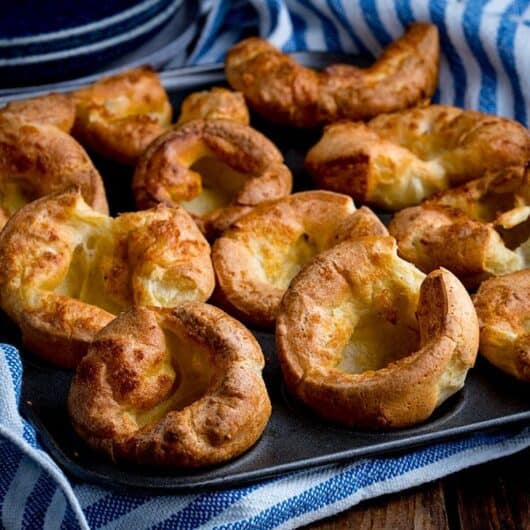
[306,448,529,529]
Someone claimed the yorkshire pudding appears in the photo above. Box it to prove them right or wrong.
[72,67,172,165]
[0,114,108,229]
[212,192,386,328]
[133,119,292,239]
[0,190,214,368]
[176,87,249,126]
[276,237,479,429]
[389,170,530,288]
[225,23,439,128]
[306,106,530,209]
[68,303,271,467]
[0,93,76,132]
[474,271,530,382]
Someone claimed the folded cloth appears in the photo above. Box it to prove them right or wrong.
[1,1,530,528]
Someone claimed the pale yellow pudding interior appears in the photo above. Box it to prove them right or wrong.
[132,327,214,428]
[315,257,424,375]
[53,211,125,314]
[247,231,321,291]
[179,149,249,216]
[336,311,420,374]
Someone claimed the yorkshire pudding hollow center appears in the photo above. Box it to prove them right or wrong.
[132,328,214,428]
[180,151,249,216]
[337,309,420,374]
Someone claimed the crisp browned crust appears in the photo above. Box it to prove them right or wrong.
[72,67,172,165]
[225,24,439,128]
[276,237,479,429]
[177,87,250,125]
[474,271,530,382]
[68,303,271,467]
[389,169,530,288]
[132,119,292,239]
[0,114,108,229]
[0,93,76,132]
[212,192,387,328]
[306,106,530,210]
[0,190,214,368]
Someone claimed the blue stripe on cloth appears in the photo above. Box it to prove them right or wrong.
[21,472,59,530]
[84,493,152,528]
[61,502,83,530]
[497,0,527,124]
[298,0,343,51]
[265,0,282,35]
[283,10,307,51]
[429,0,467,107]
[395,0,414,26]
[463,0,498,114]
[23,421,38,447]
[326,0,371,55]
[360,0,394,44]
[0,441,23,510]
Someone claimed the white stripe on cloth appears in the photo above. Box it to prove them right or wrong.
[0,353,24,436]
[265,1,293,49]
[44,488,68,529]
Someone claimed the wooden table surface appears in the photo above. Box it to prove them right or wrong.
[306,447,529,530]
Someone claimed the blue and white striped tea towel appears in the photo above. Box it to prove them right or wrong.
[1,1,530,528]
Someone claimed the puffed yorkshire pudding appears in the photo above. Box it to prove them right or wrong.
[0,114,108,229]
[0,190,214,368]
[212,191,387,328]
[276,237,479,429]
[176,87,249,125]
[133,119,292,239]
[0,93,76,132]
[474,271,530,382]
[68,303,271,467]
[225,23,439,128]
[72,67,172,165]
[389,170,530,288]
[306,106,530,209]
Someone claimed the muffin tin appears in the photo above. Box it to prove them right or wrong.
[2,55,529,491]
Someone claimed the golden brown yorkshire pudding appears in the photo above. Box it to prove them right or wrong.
[176,87,249,126]
[72,67,172,165]
[212,192,387,328]
[389,170,530,288]
[0,190,214,368]
[276,237,479,429]
[306,106,530,210]
[0,93,76,132]
[0,114,108,229]
[225,23,439,128]
[132,119,292,239]
[474,271,530,382]
[68,303,271,467]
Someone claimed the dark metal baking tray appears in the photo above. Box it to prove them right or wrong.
[1,55,529,491]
